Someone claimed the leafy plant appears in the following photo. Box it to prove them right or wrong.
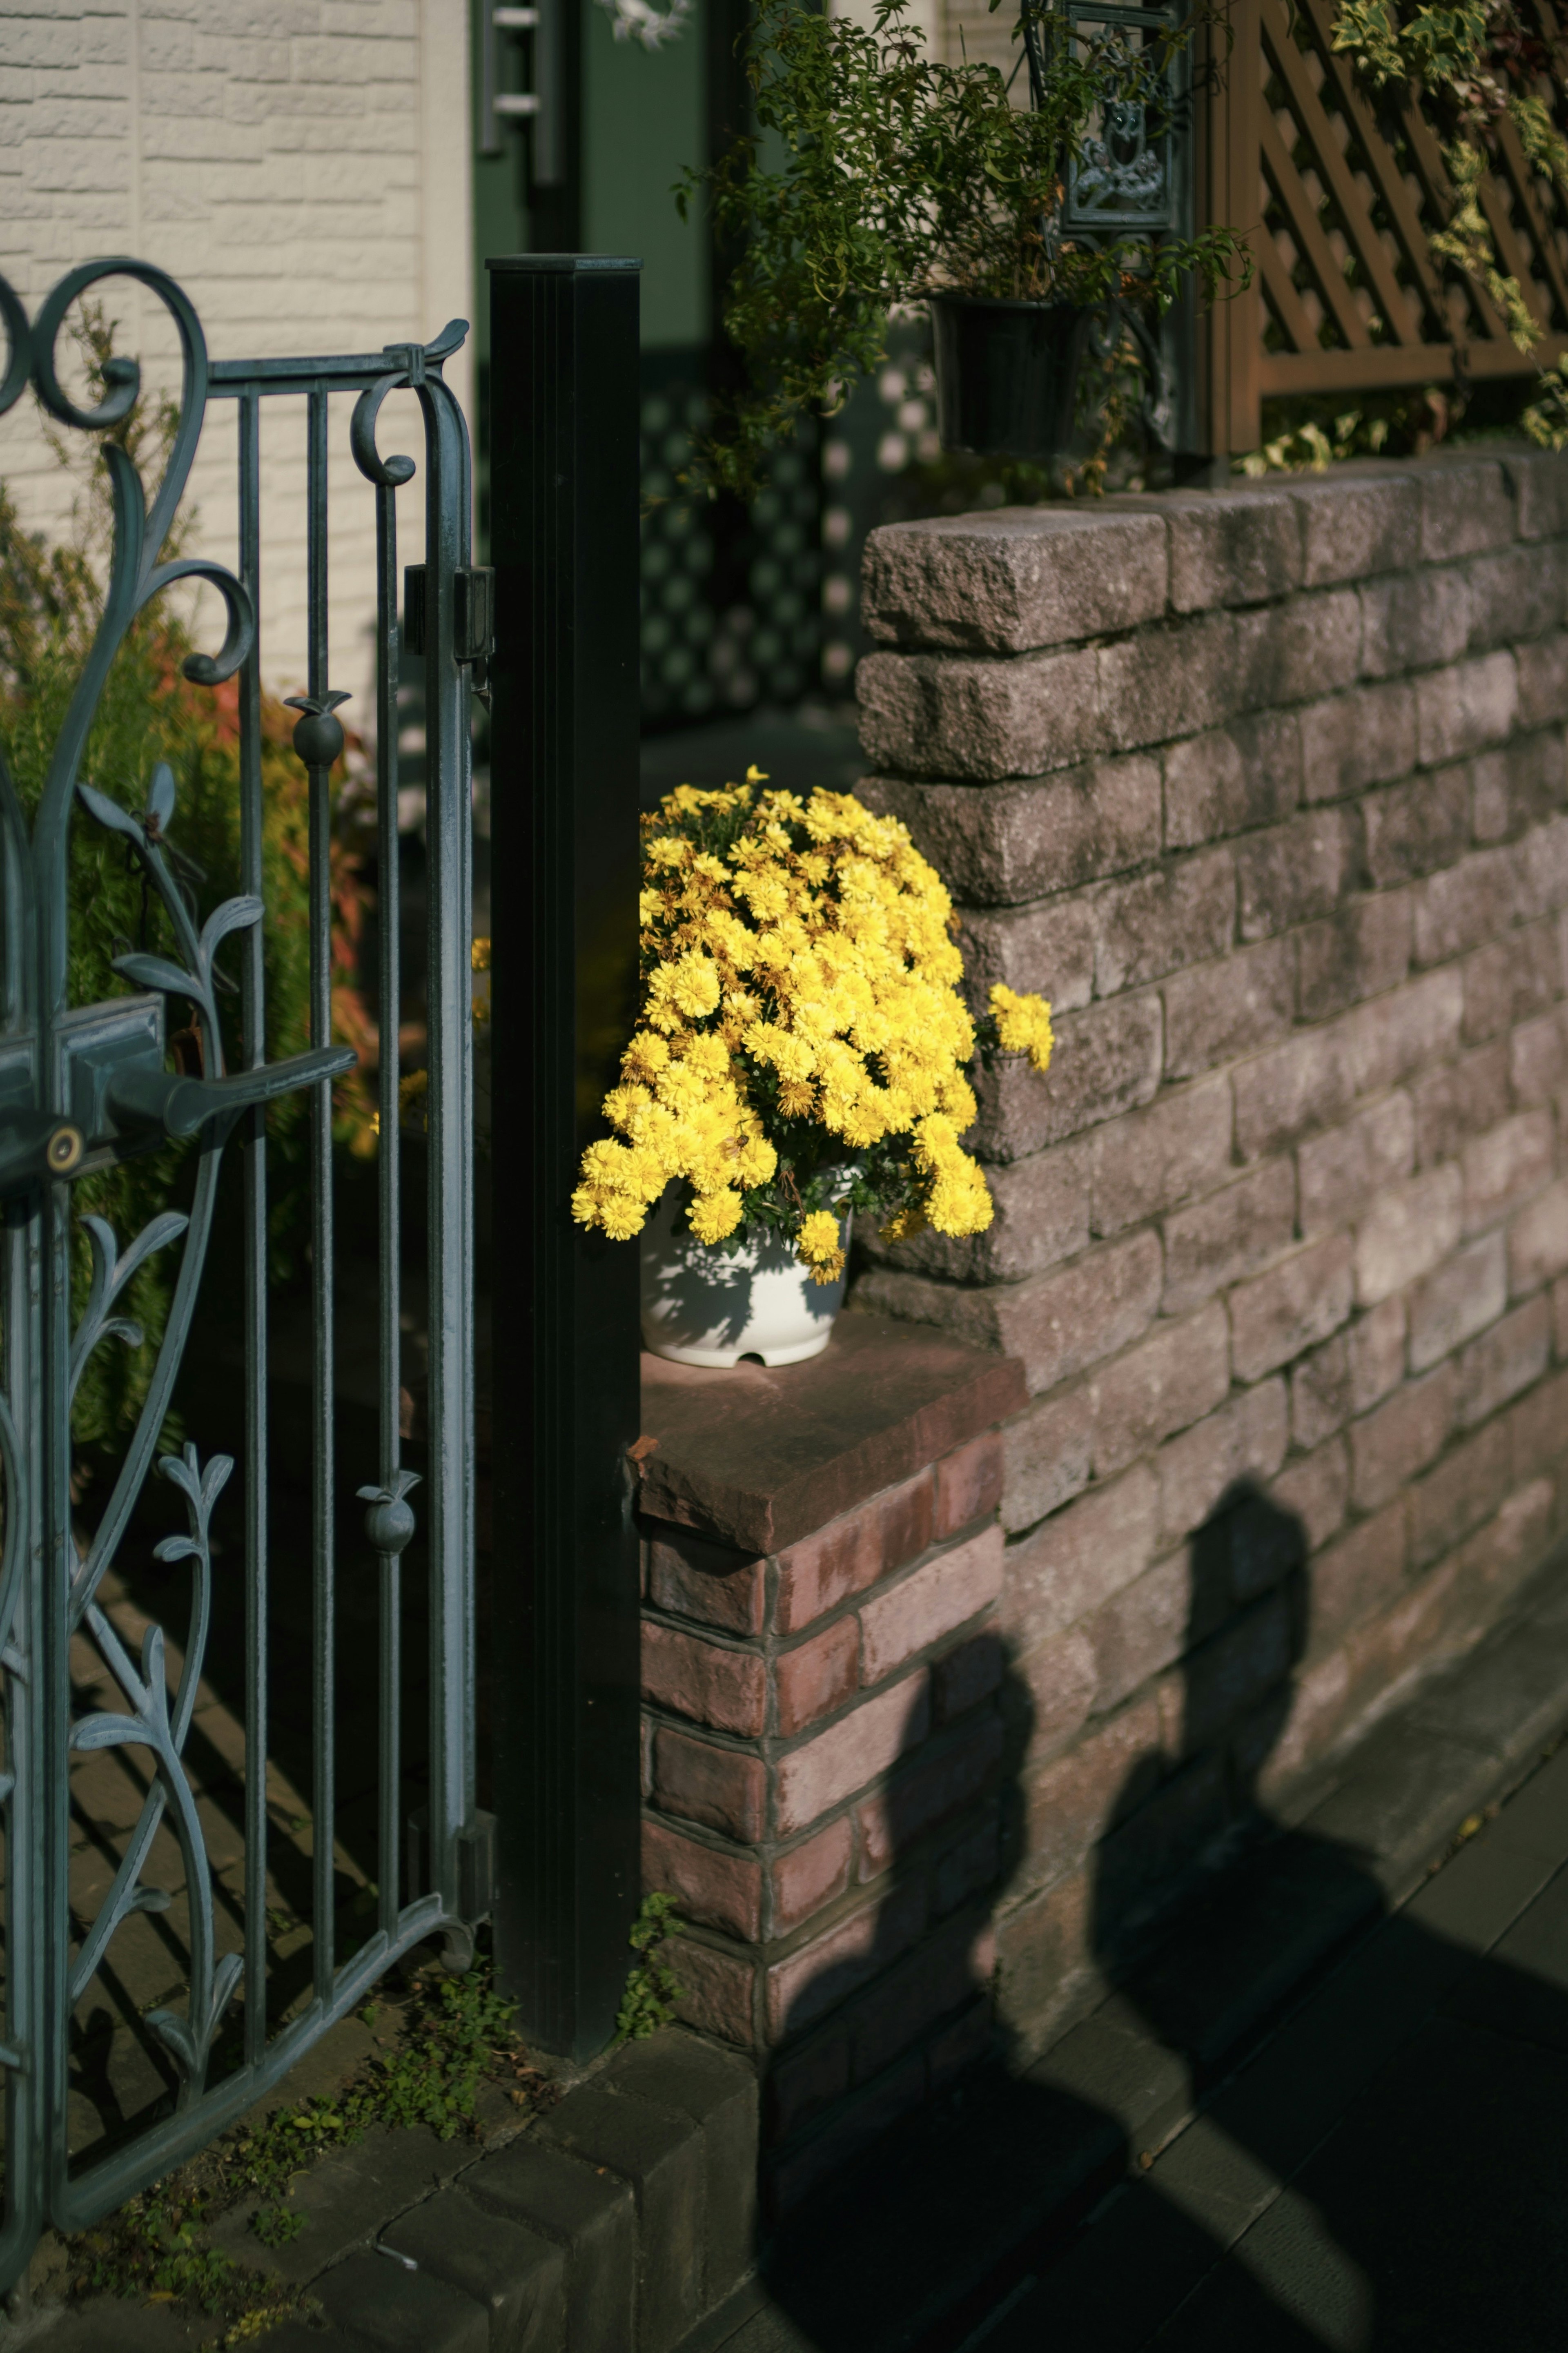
[249,2204,306,2250]
[675,0,1250,495]
[614,1892,687,2044]
[1330,1,1568,358]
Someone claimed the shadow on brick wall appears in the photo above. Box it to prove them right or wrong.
[753,1480,1568,2349]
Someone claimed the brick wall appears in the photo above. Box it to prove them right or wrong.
[638,1319,1025,2213]
[0,0,471,695]
[852,454,1568,2052]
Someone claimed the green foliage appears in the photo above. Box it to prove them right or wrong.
[1525,349,1568,446]
[676,0,1251,495]
[614,1892,686,2044]
[1330,1,1568,355]
[1240,383,1459,473]
[249,2205,306,2250]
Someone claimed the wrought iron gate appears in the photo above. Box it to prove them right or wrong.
[0,257,486,2287]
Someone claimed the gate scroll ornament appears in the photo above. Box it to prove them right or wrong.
[0,258,488,2289]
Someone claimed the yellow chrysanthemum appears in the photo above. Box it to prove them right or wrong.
[689,1187,744,1243]
[989,983,1054,1072]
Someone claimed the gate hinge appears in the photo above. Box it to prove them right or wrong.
[403,565,496,668]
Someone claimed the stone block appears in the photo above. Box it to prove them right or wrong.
[651,1731,767,1845]
[1508,1008,1567,1104]
[1413,843,1521,966]
[466,2139,638,2353]
[1509,1176,1568,1295]
[859,507,1170,653]
[1003,1383,1094,1535]
[856,757,1160,907]
[1456,1295,1552,1427]
[1164,936,1296,1080]
[771,1818,855,1934]
[1504,451,1568,538]
[1349,1295,1409,1413]
[1290,473,1419,583]
[1307,1498,1410,1653]
[1421,458,1515,560]
[1466,542,1568,651]
[1292,1332,1350,1451]
[859,1525,1004,1684]
[859,1228,1162,1399]
[1410,1041,1510,1168]
[1515,633,1568,726]
[766,2056,930,2215]
[642,1817,762,1943]
[958,894,1097,1012]
[856,1714,1004,1881]
[856,645,1101,781]
[1098,613,1234,751]
[1234,589,1363,707]
[1090,846,1236,996]
[1089,1072,1234,1236]
[1408,1417,1513,1572]
[1298,1094,1415,1238]
[1362,764,1470,887]
[1513,810,1568,921]
[1472,729,1566,842]
[669,1940,756,2047]
[1232,1022,1358,1163]
[1163,711,1301,848]
[1407,1232,1508,1372]
[775,1615,860,1736]
[1155,1379,1290,1546]
[1360,566,1471,678]
[646,1528,766,1640]
[641,1622,766,1739]
[1299,680,1417,802]
[775,1672,929,1834]
[862,1138,1092,1287]
[1083,1552,1194,1716]
[934,1431,1005,1536]
[1001,1464,1160,1645]
[1508,1361,1568,1480]
[1165,486,1306,611]
[601,2034,760,2309]
[1229,1234,1355,1382]
[1017,1624,1099,1756]
[842,1906,992,2079]
[1354,1163,1463,1304]
[1350,1364,1457,1511]
[1162,1158,1297,1313]
[974,990,1162,1162]
[1296,890,1413,1022]
[1463,1109,1555,1233]
[1094,1751,1233,1928]
[773,1471,935,1634]
[1180,1593,1294,1751]
[1348,967,1464,1095]
[1087,1301,1231,1477]
[312,2253,489,2353]
[536,2085,707,2353]
[767,2029,851,2142]
[1020,1696,1163,1888]
[1236,807,1359,940]
[1271,1434,1351,1552]
[1461,919,1561,1042]
[1414,651,1518,765]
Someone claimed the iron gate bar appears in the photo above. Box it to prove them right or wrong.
[488,253,643,2061]
[0,256,486,2286]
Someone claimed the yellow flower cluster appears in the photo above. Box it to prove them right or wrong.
[572,777,1053,1275]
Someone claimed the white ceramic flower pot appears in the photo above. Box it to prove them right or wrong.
[639,1184,852,1368]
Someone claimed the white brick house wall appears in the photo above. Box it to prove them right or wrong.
[0,0,472,698]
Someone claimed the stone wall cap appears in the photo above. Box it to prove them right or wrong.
[638,1309,1027,1553]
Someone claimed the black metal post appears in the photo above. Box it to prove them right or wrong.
[487,254,644,2059]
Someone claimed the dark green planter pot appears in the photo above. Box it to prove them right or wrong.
[930,294,1093,462]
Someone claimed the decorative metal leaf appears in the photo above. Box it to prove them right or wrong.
[76,782,145,844]
[146,760,176,833]
[112,951,200,1001]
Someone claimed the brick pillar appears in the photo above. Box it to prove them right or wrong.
[637,1313,1025,2213]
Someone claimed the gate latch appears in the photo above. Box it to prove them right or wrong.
[403,565,496,694]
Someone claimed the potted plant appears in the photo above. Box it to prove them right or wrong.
[677,0,1249,490]
[572,773,1053,1368]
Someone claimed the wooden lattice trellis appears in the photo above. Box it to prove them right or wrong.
[1193,0,1568,454]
